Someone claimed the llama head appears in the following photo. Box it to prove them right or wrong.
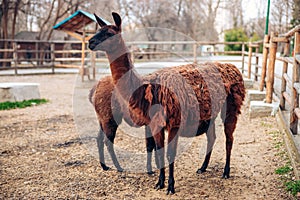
[89,12,122,52]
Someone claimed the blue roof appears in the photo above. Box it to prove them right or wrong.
[53,10,110,31]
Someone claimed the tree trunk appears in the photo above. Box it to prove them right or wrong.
[1,0,9,67]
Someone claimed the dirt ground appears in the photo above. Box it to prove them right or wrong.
[0,74,295,199]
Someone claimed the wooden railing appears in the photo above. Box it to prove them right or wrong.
[243,41,263,81]
[0,39,248,75]
[245,25,300,135]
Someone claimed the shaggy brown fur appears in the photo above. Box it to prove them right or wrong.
[89,12,245,195]
[89,76,156,173]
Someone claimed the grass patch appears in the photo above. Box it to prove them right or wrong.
[260,121,273,128]
[285,180,300,196]
[270,130,299,197]
[0,99,48,110]
[275,165,293,175]
[274,141,283,149]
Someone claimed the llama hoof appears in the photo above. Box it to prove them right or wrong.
[166,184,175,195]
[100,163,110,171]
[155,181,165,190]
[196,168,206,174]
[166,189,175,195]
[222,174,230,179]
[147,171,155,175]
[166,178,175,195]
[117,168,124,172]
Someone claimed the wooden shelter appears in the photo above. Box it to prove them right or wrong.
[53,10,109,81]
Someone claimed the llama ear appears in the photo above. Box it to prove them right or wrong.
[94,13,107,27]
[112,12,122,30]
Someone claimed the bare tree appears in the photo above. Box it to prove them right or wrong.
[271,0,292,33]
[291,0,300,27]
[224,0,243,29]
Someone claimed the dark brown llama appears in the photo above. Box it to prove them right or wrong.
[88,12,245,195]
[89,75,156,174]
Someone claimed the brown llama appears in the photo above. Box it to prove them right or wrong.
[89,75,156,174]
[88,12,245,195]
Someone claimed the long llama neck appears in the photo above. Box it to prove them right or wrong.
[106,39,143,100]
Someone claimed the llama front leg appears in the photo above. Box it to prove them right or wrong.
[97,127,110,170]
[166,128,179,195]
[197,120,216,174]
[153,129,165,190]
[145,126,155,175]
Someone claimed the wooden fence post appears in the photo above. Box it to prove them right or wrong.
[260,35,270,91]
[193,43,197,64]
[91,51,96,80]
[131,49,135,64]
[12,42,18,75]
[81,38,86,82]
[35,41,39,65]
[265,32,278,103]
[241,43,245,74]
[247,42,252,79]
[255,46,259,81]
[51,43,55,74]
[280,40,290,109]
[290,31,300,134]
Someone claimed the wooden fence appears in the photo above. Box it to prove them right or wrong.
[245,25,300,135]
[0,39,248,76]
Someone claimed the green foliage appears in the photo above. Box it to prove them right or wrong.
[224,28,248,52]
[0,99,48,110]
[224,28,263,53]
[275,165,293,175]
[285,180,300,196]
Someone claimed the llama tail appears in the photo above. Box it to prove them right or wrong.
[89,85,96,104]
[221,80,246,122]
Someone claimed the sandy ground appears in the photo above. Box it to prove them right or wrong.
[0,74,295,199]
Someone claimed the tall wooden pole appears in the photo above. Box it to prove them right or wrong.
[265,0,271,35]
[259,35,270,91]
[260,0,271,91]
[265,32,278,103]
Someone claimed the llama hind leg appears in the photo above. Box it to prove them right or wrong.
[223,115,237,179]
[222,93,239,179]
[197,121,216,174]
[103,125,124,172]
[97,127,110,171]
